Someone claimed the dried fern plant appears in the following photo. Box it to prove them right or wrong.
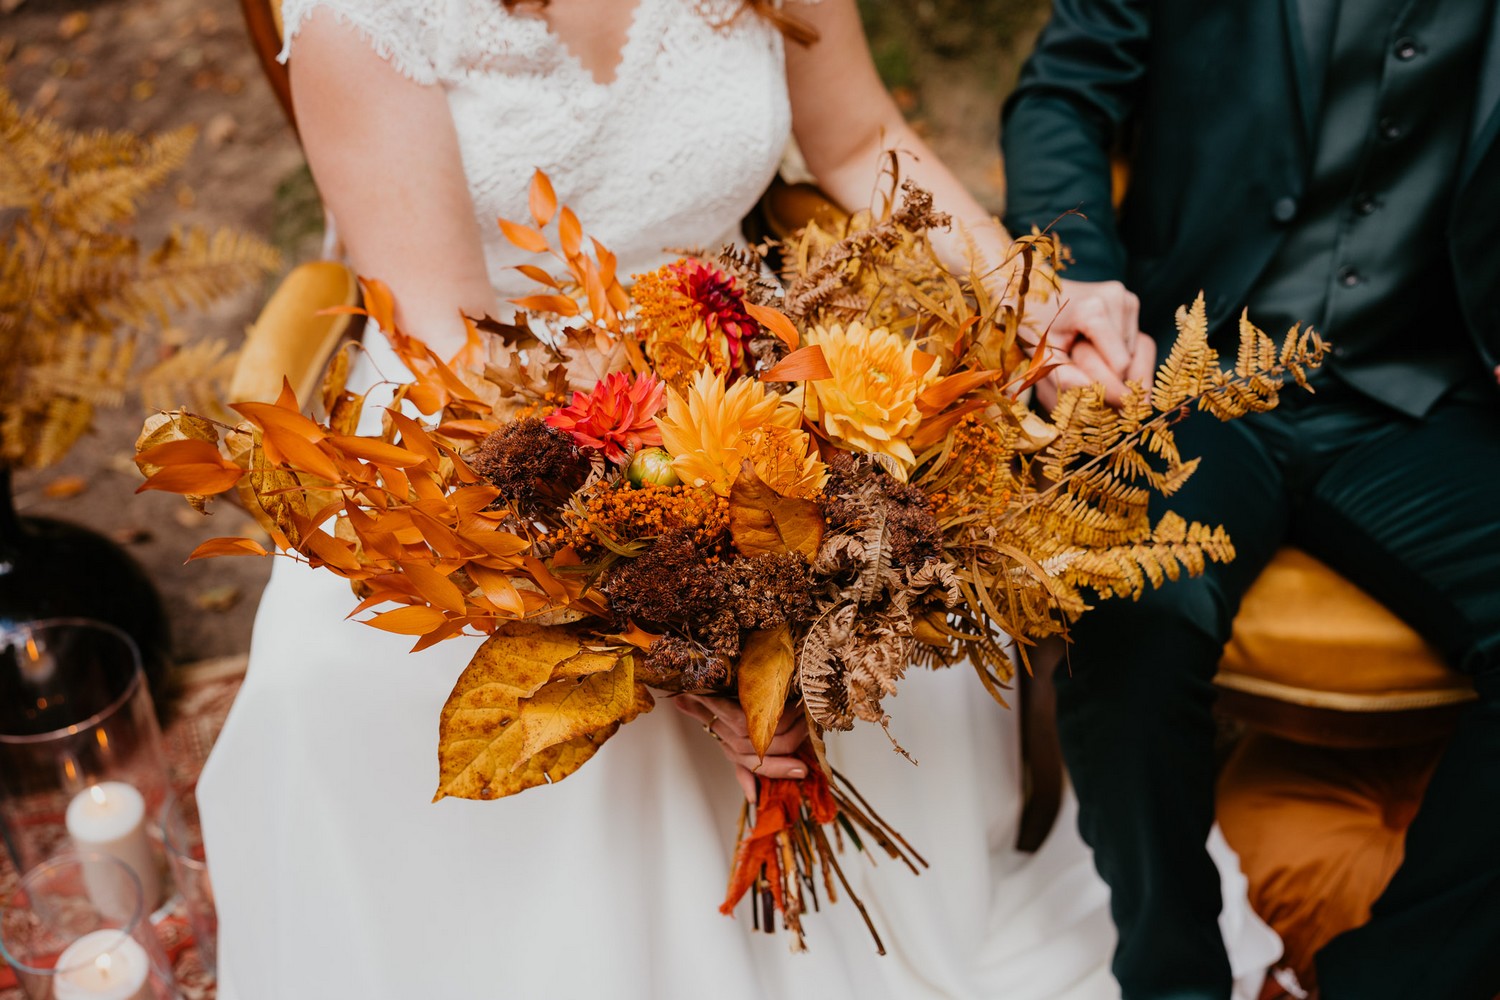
[0,85,280,470]
[779,177,1326,701]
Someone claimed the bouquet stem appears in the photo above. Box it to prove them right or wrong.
[720,747,926,953]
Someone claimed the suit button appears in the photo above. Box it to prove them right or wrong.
[1395,38,1420,61]
[1338,266,1362,288]
[1354,194,1379,216]
[1272,197,1298,223]
[1378,117,1404,142]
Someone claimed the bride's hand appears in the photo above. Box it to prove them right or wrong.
[672,694,809,801]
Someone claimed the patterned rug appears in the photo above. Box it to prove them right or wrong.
[1,655,246,1000]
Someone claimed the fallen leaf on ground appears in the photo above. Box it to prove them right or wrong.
[192,585,242,612]
[58,12,88,39]
[42,475,87,499]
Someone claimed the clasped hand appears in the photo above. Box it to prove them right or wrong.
[1029,278,1157,411]
[672,693,809,802]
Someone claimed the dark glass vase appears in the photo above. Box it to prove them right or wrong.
[0,466,171,698]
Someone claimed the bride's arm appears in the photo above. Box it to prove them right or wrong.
[288,11,498,357]
[783,0,1010,280]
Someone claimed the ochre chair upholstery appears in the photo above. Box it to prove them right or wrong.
[227,260,362,405]
[1216,548,1476,748]
[1213,549,1472,987]
[1217,733,1444,990]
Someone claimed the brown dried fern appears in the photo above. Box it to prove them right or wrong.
[0,85,279,470]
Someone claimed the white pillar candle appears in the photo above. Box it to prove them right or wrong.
[66,783,162,918]
[52,930,151,1000]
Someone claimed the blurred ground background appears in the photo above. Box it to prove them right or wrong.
[2,0,1049,667]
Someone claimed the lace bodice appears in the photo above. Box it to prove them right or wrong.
[280,0,795,298]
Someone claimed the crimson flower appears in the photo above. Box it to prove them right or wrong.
[674,259,756,368]
[545,372,667,463]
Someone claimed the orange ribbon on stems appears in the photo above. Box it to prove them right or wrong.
[720,745,928,954]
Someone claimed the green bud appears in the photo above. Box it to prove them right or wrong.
[626,447,680,488]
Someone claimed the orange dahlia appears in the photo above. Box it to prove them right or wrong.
[546,371,667,464]
[655,368,825,498]
[632,259,757,389]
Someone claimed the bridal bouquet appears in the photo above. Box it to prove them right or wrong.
[137,169,1323,951]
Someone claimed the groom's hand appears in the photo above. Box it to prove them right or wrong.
[1032,278,1152,410]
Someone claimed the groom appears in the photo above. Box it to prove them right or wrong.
[1001,2,1500,998]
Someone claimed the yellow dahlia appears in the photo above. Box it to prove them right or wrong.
[803,321,938,477]
[655,368,826,498]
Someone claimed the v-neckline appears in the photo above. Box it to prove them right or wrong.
[530,0,648,89]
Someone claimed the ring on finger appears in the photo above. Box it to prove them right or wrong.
[702,716,721,741]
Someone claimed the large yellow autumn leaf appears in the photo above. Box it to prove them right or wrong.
[434,623,653,801]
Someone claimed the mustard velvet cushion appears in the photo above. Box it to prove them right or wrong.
[1216,548,1474,712]
[227,260,361,406]
[1217,733,1443,990]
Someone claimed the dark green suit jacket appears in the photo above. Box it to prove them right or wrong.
[1001,0,1500,380]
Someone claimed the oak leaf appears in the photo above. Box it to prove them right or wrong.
[434,624,652,801]
[737,623,796,759]
[728,461,825,559]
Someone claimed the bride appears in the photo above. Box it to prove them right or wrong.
[199,1,1279,997]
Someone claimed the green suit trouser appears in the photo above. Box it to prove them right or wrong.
[1056,374,1500,1000]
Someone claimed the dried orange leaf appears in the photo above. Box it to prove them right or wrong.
[558,206,583,258]
[728,460,825,559]
[745,302,800,350]
[262,425,343,483]
[909,399,989,453]
[136,464,244,497]
[400,562,468,615]
[514,264,560,289]
[759,344,832,383]
[135,438,230,468]
[916,369,1002,416]
[509,294,580,317]
[498,218,549,254]
[326,436,426,468]
[366,605,450,635]
[186,537,269,561]
[528,169,557,228]
[737,623,795,759]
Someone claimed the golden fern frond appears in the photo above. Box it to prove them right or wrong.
[22,325,134,408]
[1152,293,1216,409]
[123,227,279,323]
[1,83,278,470]
[138,337,238,417]
[0,91,66,209]
[63,127,150,173]
[1054,513,1235,601]
[29,396,95,468]
[50,127,198,231]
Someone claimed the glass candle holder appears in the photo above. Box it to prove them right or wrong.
[160,790,214,980]
[0,851,180,999]
[0,620,171,914]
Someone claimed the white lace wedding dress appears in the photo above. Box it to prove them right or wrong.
[198,1,1281,997]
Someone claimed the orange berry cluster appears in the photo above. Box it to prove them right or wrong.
[556,481,730,556]
[929,414,1014,517]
